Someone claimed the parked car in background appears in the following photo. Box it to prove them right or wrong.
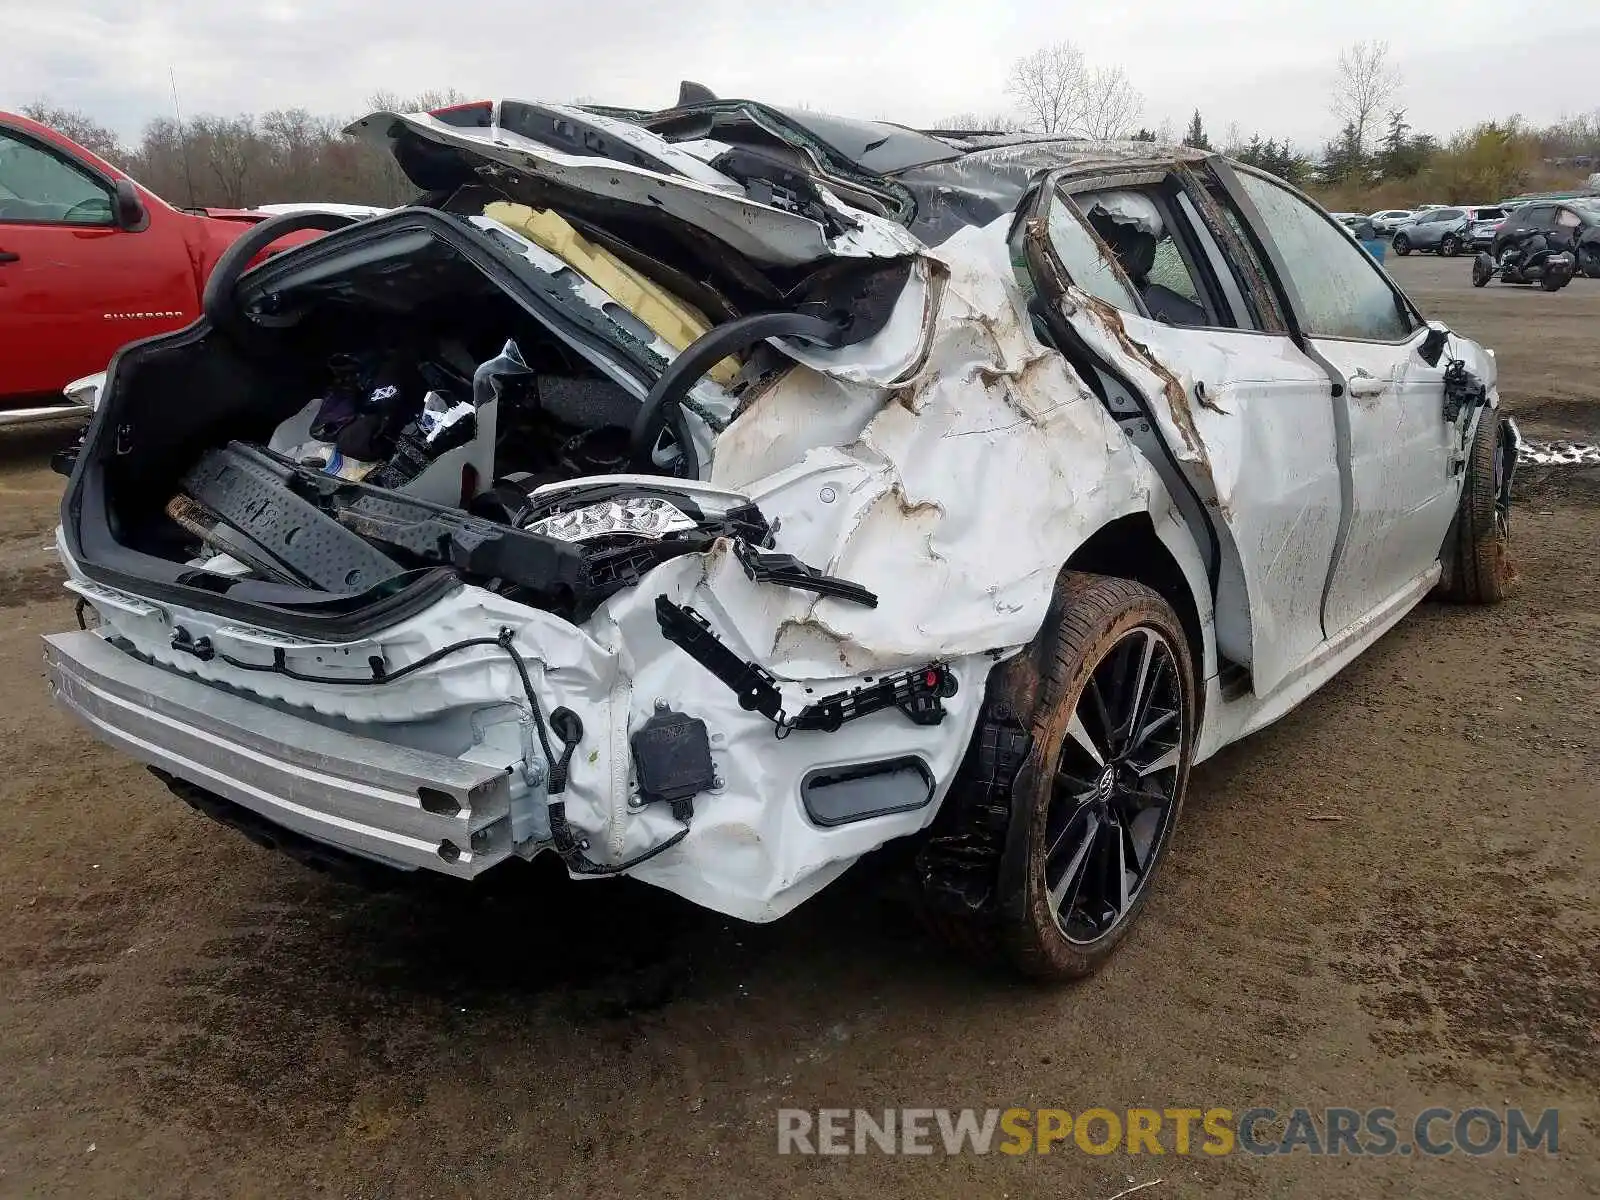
[1392,206,1506,257]
[1392,207,1465,255]
[1369,209,1414,234]
[0,111,334,427]
[1492,199,1600,277]
[44,94,1516,980]
[1466,212,1506,252]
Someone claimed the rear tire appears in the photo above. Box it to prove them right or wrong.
[1580,245,1600,278]
[1393,234,1412,256]
[1437,413,1516,604]
[1440,234,1461,257]
[1472,254,1493,287]
[923,573,1196,981]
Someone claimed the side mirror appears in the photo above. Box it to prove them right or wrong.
[113,179,147,231]
[1418,324,1450,367]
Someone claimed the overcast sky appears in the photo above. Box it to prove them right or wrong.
[5,0,1600,149]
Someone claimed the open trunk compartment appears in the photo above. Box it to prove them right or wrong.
[61,208,792,635]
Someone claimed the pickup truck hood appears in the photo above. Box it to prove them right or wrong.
[344,103,924,268]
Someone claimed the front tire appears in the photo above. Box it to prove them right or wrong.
[1393,234,1412,256]
[1437,413,1516,604]
[1579,245,1600,278]
[1472,253,1493,287]
[942,574,1198,981]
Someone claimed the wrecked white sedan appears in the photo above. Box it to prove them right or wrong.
[45,94,1517,979]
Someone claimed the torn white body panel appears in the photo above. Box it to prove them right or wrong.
[709,221,1156,677]
[345,108,921,268]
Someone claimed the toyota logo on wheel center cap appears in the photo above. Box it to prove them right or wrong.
[1094,767,1116,803]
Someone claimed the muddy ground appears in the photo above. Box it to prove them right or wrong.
[0,255,1596,1199]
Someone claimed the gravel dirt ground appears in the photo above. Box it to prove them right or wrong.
[0,255,1596,1199]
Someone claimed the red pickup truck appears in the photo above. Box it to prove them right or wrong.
[0,111,326,426]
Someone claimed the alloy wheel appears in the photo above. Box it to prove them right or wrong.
[1043,625,1185,945]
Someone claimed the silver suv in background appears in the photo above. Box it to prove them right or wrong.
[1369,209,1414,235]
[1393,206,1506,256]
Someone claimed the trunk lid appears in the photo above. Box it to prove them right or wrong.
[344,102,923,268]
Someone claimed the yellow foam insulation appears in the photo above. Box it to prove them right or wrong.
[484,201,739,386]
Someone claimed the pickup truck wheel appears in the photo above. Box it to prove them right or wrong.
[1437,413,1516,604]
[923,574,1197,980]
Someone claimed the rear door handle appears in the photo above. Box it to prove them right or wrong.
[0,250,20,264]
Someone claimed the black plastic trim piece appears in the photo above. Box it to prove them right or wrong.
[733,541,878,607]
[800,757,934,828]
[654,595,957,735]
[654,596,784,720]
[788,664,956,733]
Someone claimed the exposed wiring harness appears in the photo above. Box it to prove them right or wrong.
[168,623,690,874]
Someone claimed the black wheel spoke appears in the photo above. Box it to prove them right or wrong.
[1127,706,1178,755]
[1125,654,1168,754]
[1044,798,1094,861]
[1062,710,1107,768]
[1128,744,1181,780]
[1086,677,1117,754]
[1120,816,1144,879]
[1047,811,1098,913]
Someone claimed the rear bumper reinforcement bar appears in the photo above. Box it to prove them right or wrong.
[42,629,516,876]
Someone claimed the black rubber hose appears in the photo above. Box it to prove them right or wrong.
[200,210,361,330]
[629,310,845,471]
[213,627,577,791]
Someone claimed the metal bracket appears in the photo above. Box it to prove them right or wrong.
[654,595,954,736]
[654,597,784,720]
[787,665,957,733]
[733,540,878,608]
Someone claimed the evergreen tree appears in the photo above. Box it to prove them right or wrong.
[1183,110,1211,150]
[1320,120,1366,184]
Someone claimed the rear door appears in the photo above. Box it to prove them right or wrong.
[0,124,195,399]
[1222,166,1458,638]
[1020,168,1341,696]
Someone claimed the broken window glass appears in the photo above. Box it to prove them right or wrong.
[1043,191,1140,313]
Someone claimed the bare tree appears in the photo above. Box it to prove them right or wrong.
[928,112,1031,134]
[1078,67,1144,142]
[1006,41,1088,134]
[21,103,125,164]
[366,88,472,114]
[1331,40,1401,157]
[188,115,261,207]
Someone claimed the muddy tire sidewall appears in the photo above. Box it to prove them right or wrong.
[996,574,1197,981]
[1437,412,1515,604]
